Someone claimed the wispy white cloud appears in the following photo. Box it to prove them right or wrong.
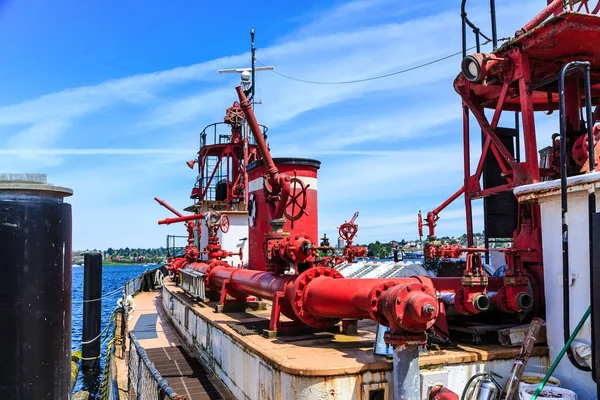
[0,0,548,249]
[0,148,190,155]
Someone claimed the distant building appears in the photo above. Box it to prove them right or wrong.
[337,238,345,249]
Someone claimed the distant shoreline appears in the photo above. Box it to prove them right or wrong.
[73,261,162,267]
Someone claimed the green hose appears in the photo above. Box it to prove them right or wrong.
[530,306,591,400]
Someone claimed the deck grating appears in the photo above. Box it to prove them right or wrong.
[144,345,223,400]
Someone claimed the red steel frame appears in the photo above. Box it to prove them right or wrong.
[422,4,600,316]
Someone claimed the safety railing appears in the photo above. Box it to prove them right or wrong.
[97,265,169,400]
[127,331,180,400]
[123,265,167,299]
[568,0,600,15]
[199,121,268,148]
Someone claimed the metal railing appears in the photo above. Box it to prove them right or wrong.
[199,121,268,148]
[97,266,171,400]
[179,268,207,300]
[127,331,180,400]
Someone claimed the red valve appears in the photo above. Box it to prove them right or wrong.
[284,172,309,225]
[224,101,245,126]
[220,214,230,233]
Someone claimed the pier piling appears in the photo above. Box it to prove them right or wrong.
[0,173,73,399]
[82,252,103,371]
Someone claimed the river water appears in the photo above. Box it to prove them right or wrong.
[71,264,154,395]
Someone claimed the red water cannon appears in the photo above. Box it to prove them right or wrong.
[154,197,206,279]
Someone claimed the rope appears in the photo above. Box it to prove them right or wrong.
[256,36,514,85]
[82,286,125,303]
[81,307,119,345]
[154,269,164,288]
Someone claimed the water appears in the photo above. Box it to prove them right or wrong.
[71,264,152,395]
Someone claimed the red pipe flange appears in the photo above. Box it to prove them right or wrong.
[375,280,439,333]
[288,266,345,328]
[279,234,314,264]
[367,281,400,326]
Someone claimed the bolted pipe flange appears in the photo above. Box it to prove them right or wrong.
[205,260,231,286]
[279,233,315,264]
[367,281,400,327]
[376,280,439,333]
[289,266,344,328]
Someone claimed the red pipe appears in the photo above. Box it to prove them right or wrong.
[154,197,184,217]
[209,267,294,299]
[303,278,385,320]
[236,86,277,178]
[236,86,291,219]
[158,214,205,225]
[515,0,562,36]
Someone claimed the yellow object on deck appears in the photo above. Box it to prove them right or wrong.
[71,350,82,390]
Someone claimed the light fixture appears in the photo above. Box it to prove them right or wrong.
[461,53,487,82]
[186,160,196,169]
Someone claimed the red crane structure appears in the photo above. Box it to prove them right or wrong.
[419,0,600,386]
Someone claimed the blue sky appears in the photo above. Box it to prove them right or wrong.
[0,0,555,250]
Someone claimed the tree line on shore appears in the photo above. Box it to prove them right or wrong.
[76,233,490,263]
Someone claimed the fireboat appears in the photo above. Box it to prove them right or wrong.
[4,1,600,399]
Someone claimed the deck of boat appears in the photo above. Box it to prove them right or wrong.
[162,279,548,375]
[116,289,229,400]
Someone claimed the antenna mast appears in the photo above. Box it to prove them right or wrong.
[251,28,256,109]
[217,29,274,109]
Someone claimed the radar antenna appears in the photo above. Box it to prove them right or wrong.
[217,29,274,110]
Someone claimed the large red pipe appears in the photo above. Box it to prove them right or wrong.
[209,267,294,299]
[303,278,388,320]
[235,86,277,177]
[236,86,291,219]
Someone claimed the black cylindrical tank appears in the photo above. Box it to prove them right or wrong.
[0,173,73,399]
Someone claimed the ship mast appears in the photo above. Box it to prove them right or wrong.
[217,29,274,110]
